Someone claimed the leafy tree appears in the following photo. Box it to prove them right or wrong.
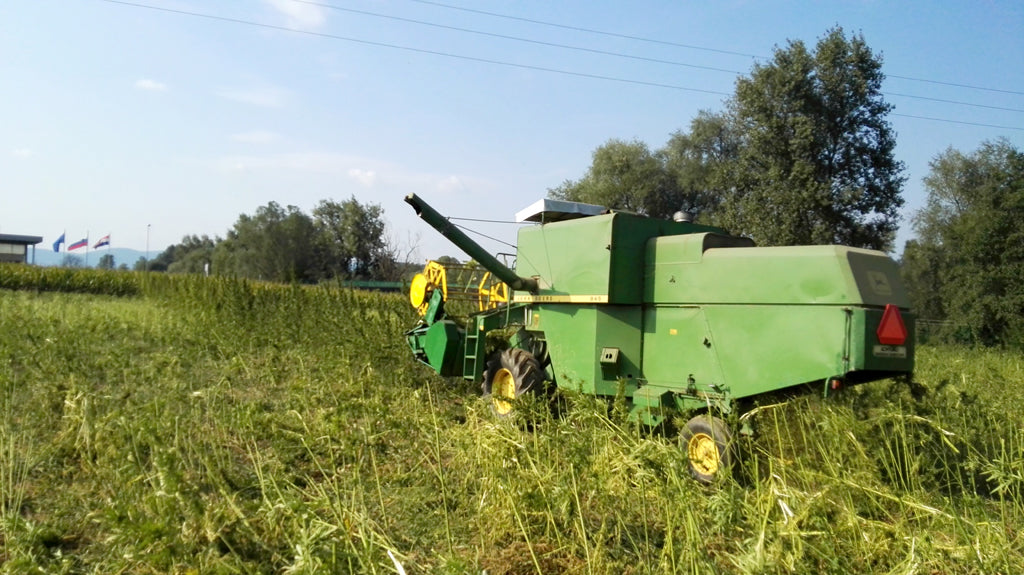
[899,239,946,321]
[312,197,391,280]
[166,235,217,275]
[435,255,461,266]
[214,202,317,282]
[549,139,686,219]
[717,27,905,248]
[559,28,905,247]
[62,254,83,268]
[662,111,742,221]
[146,248,173,272]
[908,139,1024,346]
[96,253,115,270]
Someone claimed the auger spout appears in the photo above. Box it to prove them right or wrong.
[405,194,538,293]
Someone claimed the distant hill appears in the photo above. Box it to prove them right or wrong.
[30,247,156,269]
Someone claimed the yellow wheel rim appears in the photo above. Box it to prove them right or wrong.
[492,368,516,415]
[409,273,429,311]
[687,432,720,477]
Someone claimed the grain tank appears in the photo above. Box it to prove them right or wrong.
[404,194,914,481]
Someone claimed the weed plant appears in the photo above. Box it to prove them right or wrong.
[0,274,1021,573]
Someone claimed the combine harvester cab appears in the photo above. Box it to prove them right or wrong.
[404,194,914,482]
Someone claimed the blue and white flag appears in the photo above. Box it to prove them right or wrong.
[52,233,65,252]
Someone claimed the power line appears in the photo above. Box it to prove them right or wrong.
[96,0,730,96]
[886,92,1024,114]
[96,1,1022,129]
[891,113,1024,132]
[294,0,746,76]
[399,0,761,59]
[401,0,1024,97]
[297,0,1022,113]
[888,75,1024,97]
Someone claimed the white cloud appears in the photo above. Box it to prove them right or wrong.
[135,78,167,92]
[264,0,326,30]
[217,87,287,108]
[231,130,277,144]
[219,152,355,173]
[437,175,466,194]
[12,148,32,158]
[215,152,491,194]
[347,168,377,187]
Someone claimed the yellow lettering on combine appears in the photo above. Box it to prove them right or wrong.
[512,294,610,304]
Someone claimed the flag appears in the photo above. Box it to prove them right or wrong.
[68,238,88,251]
[52,233,65,252]
[94,234,110,249]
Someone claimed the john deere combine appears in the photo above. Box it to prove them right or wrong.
[404,194,914,481]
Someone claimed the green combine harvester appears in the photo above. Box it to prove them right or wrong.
[404,194,914,481]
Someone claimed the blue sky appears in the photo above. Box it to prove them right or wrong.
[2,0,1022,262]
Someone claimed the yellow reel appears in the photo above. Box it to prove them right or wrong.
[477,271,508,312]
[410,260,509,316]
[409,261,448,316]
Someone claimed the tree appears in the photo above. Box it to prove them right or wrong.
[717,27,905,248]
[561,28,905,246]
[166,235,217,274]
[899,239,946,321]
[662,111,742,222]
[549,139,687,219]
[312,197,391,280]
[908,139,1024,346]
[96,253,115,270]
[147,248,173,272]
[214,202,317,282]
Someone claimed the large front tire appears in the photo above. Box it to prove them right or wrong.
[482,349,544,416]
[681,415,733,483]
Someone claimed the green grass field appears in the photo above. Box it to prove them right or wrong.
[1,270,1022,573]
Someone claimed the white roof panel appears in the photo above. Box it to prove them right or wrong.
[514,198,607,223]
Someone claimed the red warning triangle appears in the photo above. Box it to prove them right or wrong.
[876,304,907,346]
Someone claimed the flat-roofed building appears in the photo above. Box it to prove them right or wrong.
[0,234,44,264]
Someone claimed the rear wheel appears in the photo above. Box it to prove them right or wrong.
[482,349,544,416]
[681,415,733,483]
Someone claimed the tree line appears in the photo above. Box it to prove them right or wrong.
[140,196,415,283]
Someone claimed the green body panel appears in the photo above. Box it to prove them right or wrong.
[641,306,726,393]
[406,320,464,377]
[850,307,916,375]
[645,234,909,307]
[516,214,725,304]
[533,304,641,396]
[669,305,851,398]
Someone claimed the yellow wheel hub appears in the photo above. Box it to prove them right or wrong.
[492,368,516,415]
[687,433,720,477]
[409,273,429,310]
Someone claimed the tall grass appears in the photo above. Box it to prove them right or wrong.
[0,272,1021,572]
